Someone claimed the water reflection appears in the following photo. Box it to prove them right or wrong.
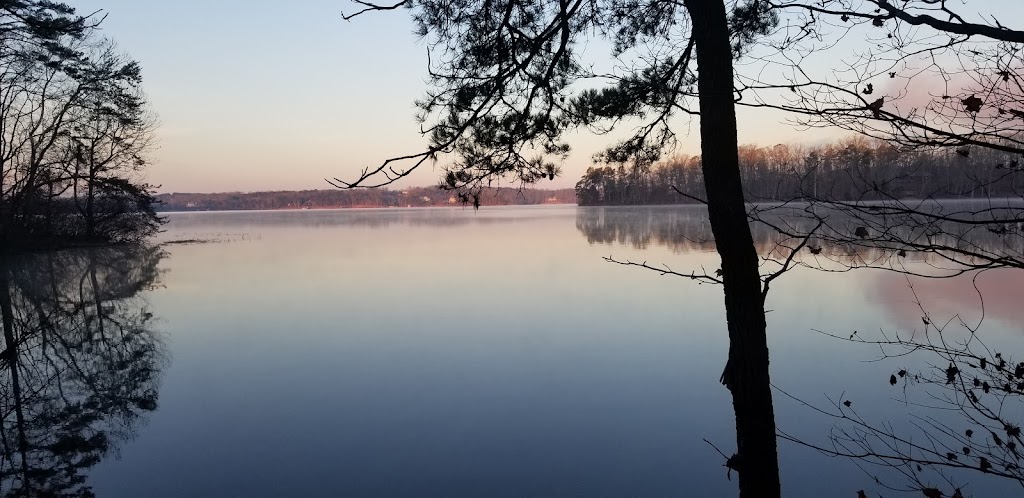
[575,206,1024,324]
[575,205,717,252]
[871,268,1024,332]
[164,206,568,231]
[574,205,850,256]
[0,246,165,496]
[576,204,1023,265]
[68,207,1019,496]
[576,204,1024,494]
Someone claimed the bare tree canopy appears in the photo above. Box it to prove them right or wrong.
[0,1,162,252]
[745,0,1024,156]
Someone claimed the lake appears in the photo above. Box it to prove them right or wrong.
[2,205,1021,496]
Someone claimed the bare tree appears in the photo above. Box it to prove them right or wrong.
[741,1,1024,155]
[0,2,161,251]
[64,41,159,243]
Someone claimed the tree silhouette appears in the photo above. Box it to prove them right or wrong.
[0,2,161,251]
[578,205,1024,495]
[338,0,1024,495]
[338,1,783,493]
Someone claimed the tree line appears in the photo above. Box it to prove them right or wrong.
[156,186,575,212]
[576,136,1023,206]
[0,2,161,253]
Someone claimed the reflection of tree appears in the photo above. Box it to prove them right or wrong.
[577,206,820,254]
[576,206,716,253]
[0,245,165,496]
[577,204,1023,271]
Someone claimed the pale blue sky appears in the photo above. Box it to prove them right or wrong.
[77,0,433,193]
[74,1,1022,193]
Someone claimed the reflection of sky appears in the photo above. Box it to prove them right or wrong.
[88,206,1021,496]
[871,269,1024,335]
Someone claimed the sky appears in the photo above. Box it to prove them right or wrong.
[73,0,1023,193]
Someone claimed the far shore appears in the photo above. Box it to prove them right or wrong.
[156,202,579,214]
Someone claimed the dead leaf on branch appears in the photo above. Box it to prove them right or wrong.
[867,97,884,118]
[962,94,983,113]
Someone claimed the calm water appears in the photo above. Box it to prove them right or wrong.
[3,205,1022,496]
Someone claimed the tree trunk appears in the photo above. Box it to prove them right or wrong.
[86,149,96,240]
[0,159,6,245]
[683,0,782,496]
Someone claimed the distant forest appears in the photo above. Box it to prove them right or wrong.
[575,137,1024,206]
[159,135,1024,212]
[156,186,576,211]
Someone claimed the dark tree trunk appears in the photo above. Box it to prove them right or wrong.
[683,0,781,496]
[0,160,6,246]
[86,152,96,240]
